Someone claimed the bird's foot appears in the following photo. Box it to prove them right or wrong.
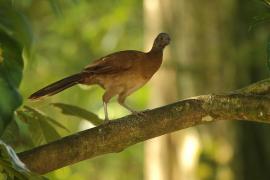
[103,118,110,124]
[131,109,148,118]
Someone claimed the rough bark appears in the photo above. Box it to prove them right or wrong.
[18,78,270,174]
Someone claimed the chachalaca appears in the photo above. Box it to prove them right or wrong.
[29,32,170,122]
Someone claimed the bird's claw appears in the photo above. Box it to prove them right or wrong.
[131,110,148,118]
[103,118,110,124]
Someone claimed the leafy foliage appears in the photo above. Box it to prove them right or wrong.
[16,106,68,146]
[0,1,32,50]
[52,103,103,126]
[0,140,45,179]
[0,34,22,133]
[0,118,20,146]
[0,1,32,134]
[0,0,144,178]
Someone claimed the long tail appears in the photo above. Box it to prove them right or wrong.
[29,73,83,100]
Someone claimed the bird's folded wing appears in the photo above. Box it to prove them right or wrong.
[83,51,142,74]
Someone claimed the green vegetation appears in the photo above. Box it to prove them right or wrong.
[1,0,270,179]
[0,0,144,179]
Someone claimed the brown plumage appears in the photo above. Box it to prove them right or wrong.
[29,32,170,122]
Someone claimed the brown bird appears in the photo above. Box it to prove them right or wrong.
[29,32,170,122]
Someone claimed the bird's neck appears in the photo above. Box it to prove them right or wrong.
[149,44,164,53]
[148,46,164,58]
[142,47,163,79]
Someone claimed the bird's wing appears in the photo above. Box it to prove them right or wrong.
[83,51,144,74]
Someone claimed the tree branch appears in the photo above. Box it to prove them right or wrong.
[18,78,270,174]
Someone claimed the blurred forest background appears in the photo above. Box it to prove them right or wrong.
[1,0,270,179]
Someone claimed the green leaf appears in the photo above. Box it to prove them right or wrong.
[38,118,61,143]
[0,3,33,134]
[1,118,20,146]
[23,106,69,132]
[16,110,44,146]
[0,140,46,179]
[0,32,23,133]
[52,103,103,126]
[0,4,33,51]
[16,106,67,146]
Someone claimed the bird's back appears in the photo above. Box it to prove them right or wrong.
[81,49,162,92]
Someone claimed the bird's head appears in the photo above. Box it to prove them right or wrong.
[152,33,171,50]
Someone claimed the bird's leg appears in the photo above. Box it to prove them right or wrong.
[118,94,146,117]
[102,91,115,124]
[103,101,109,123]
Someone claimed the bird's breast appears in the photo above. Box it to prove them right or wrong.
[95,69,148,93]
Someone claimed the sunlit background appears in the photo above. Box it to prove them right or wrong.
[5,0,270,179]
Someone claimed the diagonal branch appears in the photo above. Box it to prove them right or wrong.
[18,78,270,174]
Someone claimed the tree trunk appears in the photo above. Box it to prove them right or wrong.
[144,0,236,179]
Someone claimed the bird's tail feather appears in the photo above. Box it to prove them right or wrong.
[29,73,83,100]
